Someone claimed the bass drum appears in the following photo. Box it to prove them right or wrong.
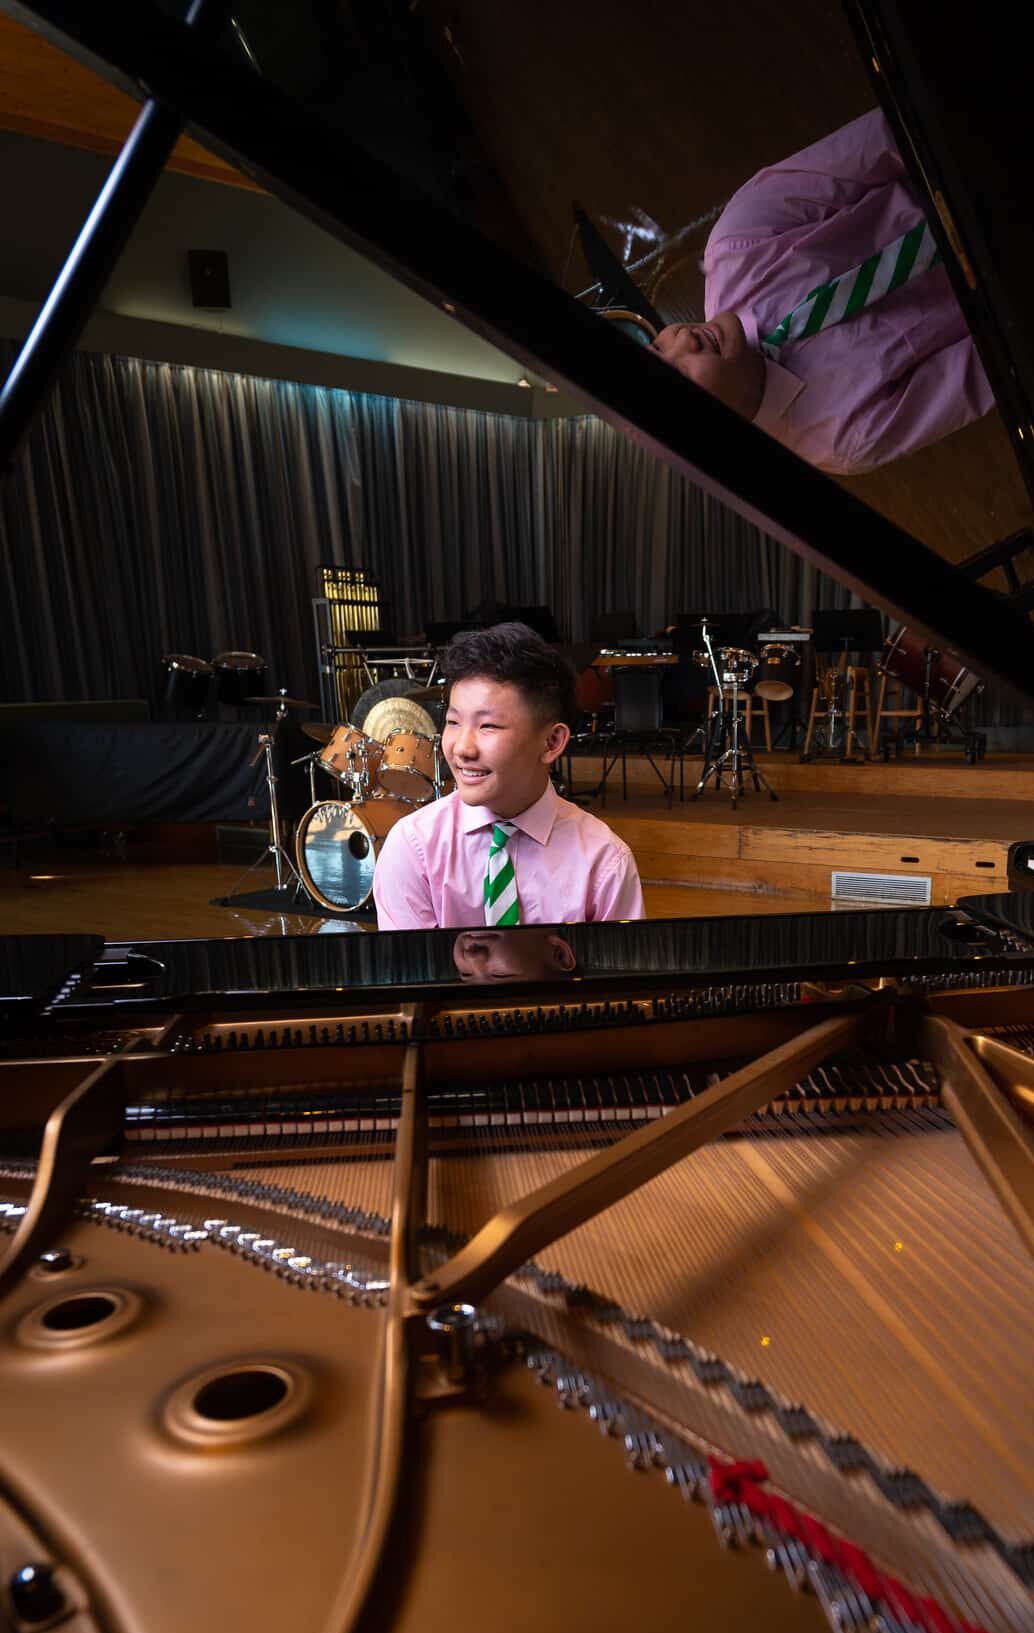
[296,797,410,911]
[882,625,980,718]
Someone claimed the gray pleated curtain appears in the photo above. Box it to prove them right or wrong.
[0,344,885,711]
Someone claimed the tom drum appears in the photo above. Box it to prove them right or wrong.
[754,643,800,702]
[213,650,268,706]
[318,725,384,790]
[716,647,758,686]
[160,654,213,714]
[377,730,437,801]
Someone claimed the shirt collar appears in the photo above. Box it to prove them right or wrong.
[457,779,559,845]
[739,308,806,434]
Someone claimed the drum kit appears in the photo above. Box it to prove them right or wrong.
[688,620,780,808]
[282,703,451,913]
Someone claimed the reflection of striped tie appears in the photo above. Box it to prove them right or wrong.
[484,821,520,926]
[760,219,941,361]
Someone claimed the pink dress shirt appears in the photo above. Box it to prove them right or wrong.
[373,781,645,930]
[704,109,995,474]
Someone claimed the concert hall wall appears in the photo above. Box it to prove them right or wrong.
[0,343,1019,725]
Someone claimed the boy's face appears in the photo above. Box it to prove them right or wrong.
[442,676,569,818]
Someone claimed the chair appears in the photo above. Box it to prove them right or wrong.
[872,669,925,748]
[595,664,681,806]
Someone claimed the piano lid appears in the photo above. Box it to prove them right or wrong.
[0,932,103,1020]
[5,0,1034,700]
[39,904,1034,1014]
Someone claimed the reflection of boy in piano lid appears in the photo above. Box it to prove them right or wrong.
[373,623,644,930]
[649,110,994,475]
[452,928,577,983]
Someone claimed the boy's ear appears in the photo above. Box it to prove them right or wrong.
[541,720,571,764]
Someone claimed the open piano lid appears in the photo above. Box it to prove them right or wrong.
[3,0,1034,701]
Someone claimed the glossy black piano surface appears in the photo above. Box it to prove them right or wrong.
[2,901,1032,1022]
[8,0,1034,705]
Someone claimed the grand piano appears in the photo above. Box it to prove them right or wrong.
[1,3,1034,1632]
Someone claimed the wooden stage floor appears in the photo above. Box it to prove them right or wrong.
[1,752,1028,942]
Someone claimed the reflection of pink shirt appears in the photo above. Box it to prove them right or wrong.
[704,110,995,474]
[373,781,645,930]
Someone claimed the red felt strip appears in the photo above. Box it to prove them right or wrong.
[706,1455,990,1633]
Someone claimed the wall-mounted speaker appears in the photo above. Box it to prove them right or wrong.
[187,249,232,309]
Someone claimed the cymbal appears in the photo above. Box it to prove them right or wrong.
[364,696,438,741]
[302,722,335,744]
[245,695,318,709]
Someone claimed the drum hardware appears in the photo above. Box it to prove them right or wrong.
[800,610,883,763]
[799,655,869,763]
[247,731,310,898]
[290,750,322,807]
[318,724,385,798]
[690,621,777,809]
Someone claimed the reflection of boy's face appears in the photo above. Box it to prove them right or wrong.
[651,312,765,421]
[452,929,577,983]
[442,677,570,819]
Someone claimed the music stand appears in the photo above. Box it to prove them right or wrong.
[803,608,884,762]
[674,610,771,651]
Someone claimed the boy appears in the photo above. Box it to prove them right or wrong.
[374,622,644,929]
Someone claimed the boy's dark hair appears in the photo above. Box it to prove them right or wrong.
[439,622,576,728]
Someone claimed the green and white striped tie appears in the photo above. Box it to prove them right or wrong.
[760,219,941,362]
[484,821,520,927]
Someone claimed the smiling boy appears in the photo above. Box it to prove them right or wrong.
[373,622,644,930]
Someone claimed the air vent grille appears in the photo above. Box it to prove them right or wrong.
[831,870,932,905]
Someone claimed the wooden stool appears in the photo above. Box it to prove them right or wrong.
[706,686,772,753]
[873,669,925,747]
[803,661,874,757]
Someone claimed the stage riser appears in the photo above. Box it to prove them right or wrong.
[612,805,1010,908]
[632,849,995,908]
[569,754,1034,803]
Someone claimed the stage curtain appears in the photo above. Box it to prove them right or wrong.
[0,344,1017,725]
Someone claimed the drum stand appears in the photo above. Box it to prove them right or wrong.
[431,736,451,799]
[801,650,869,763]
[250,731,309,898]
[691,625,777,809]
